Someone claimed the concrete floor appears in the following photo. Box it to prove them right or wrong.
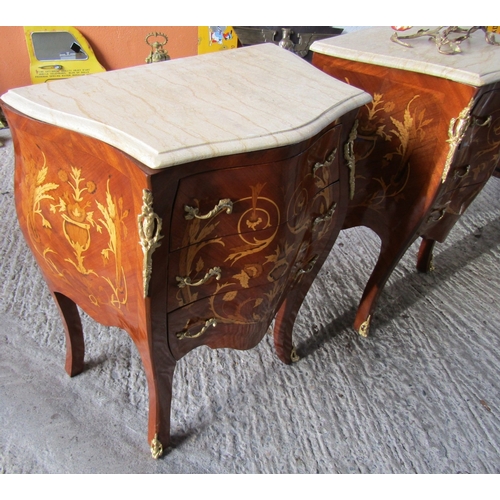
[1,127,500,473]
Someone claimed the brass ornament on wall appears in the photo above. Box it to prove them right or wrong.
[145,32,171,63]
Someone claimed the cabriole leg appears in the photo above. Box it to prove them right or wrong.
[51,291,85,377]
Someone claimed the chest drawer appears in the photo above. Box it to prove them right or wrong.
[169,125,342,251]
[419,181,486,241]
[168,179,341,312]
[168,222,296,311]
[168,278,287,359]
[442,89,500,192]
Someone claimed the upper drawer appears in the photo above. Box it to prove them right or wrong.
[169,125,342,251]
[167,179,341,312]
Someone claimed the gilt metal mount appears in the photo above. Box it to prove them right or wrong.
[138,189,164,297]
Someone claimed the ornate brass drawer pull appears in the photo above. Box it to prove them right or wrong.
[176,266,222,288]
[184,198,233,220]
[428,208,446,223]
[298,254,319,276]
[454,164,471,179]
[471,115,492,127]
[313,202,337,226]
[312,149,336,174]
[176,317,218,340]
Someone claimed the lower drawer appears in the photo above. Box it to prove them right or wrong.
[419,182,485,241]
[168,278,287,359]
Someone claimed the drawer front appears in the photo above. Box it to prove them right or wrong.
[419,182,485,241]
[169,125,342,251]
[168,278,287,359]
[168,181,341,311]
[443,88,500,192]
[168,223,295,311]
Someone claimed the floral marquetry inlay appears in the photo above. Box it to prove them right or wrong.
[22,152,130,309]
[353,92,433,213]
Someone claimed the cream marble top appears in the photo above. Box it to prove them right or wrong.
[311,27,500,87]
[1,44,370,170]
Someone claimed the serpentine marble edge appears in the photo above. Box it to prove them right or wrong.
[311,26,500,87]
[0,43,371,170]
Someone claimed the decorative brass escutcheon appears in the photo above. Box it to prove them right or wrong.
[184,198,233,220]
[150,433,163,459]
[176,266,222,288]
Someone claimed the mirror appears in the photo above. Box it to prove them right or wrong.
[31,31,89,61]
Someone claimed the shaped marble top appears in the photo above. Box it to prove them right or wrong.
[1,43,371,170]
[311,27,500,87]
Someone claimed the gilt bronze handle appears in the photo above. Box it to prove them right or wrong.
[313,203,337,226]
[312,149,336,174]
[471,115,492,127]
[176,267,222,288]
[297,254,319,276]
[454,165,471,179]
[176,318,218,340]
[184,199,233,220]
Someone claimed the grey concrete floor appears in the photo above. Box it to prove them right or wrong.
[1,127,500,473]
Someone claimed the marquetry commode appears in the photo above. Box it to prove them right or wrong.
[311,27,500,336]
[1,44,370,458]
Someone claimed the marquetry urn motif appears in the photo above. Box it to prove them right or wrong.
[19,146,132,311]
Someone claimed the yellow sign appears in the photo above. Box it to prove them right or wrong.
[24,26,106,84]
[198,26,238,54]
[487,26,500,34]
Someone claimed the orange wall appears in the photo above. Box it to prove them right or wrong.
[0,26,198,96]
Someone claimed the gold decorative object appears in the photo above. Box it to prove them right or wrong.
[290,345,300,362]
[297,254,319,276]
[176,317,218,340]
[313,203,337,226]
[429,256,435,272]
[344,120,358,200]
[454,165,471,180]
[184,198,233,220]
[391,26,500,55]
[358,315,371,337]
[176,266,222,288]
[150,434,163,459]
[312,149,337,174]
[145,32,171,63]
[442,98,475,182]
[138,189,164,297]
